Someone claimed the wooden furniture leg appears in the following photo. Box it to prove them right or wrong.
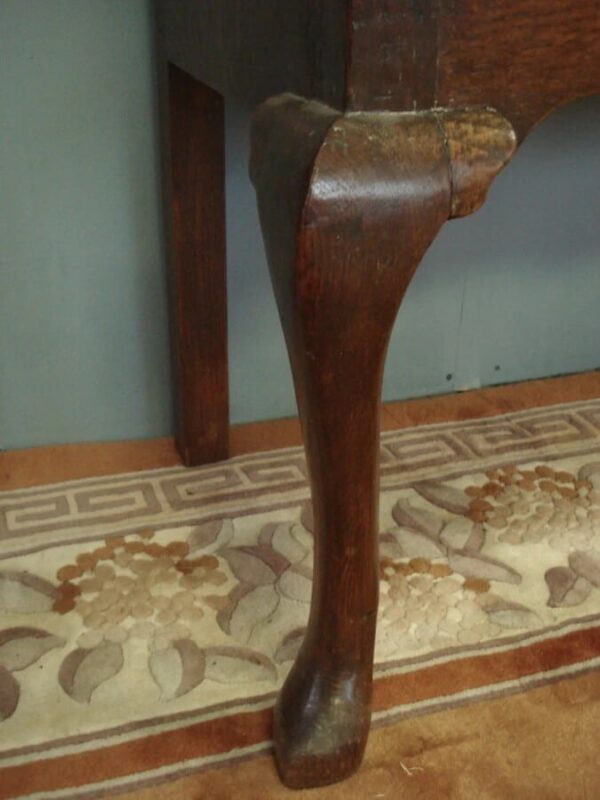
[250,95,516,788]
[164,64,229,466]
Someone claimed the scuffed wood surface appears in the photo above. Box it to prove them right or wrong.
[348,0,600,138]
[440,109,516,218]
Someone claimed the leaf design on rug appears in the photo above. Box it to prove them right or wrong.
[220,546,288,586]
[257,522,280,547]
[149,639,205,700]
[448,550,522,585]
[0,571,58,613]
[204,647,277,683]
[440,519,485,552]
[0,628,65,672]
[276,564,313,603]
[391,528,445,560]
[577,462,600,489]
[0,666,20,721]
[289,523,313,554]
[477,594,539,629]
[392,499,443,540]
[412,481,471,516]
[379,532,406,561]
[187,519,234,554]
[261,522,309,565]
[300,501,314,534]
[568,550,600,588]
[215,584,253,634]
[274,628,306,664]
[545,567,593,608]
[228,585,280,644]
[58,641,124,703]
[215,582,281,643]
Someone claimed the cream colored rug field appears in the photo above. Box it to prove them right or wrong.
[2,399,600,798]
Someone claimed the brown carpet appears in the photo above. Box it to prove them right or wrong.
[1,375,600,799]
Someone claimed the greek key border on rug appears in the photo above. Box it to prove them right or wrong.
[2,400,600,559]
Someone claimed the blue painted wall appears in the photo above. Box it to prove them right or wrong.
[1,1,599,450]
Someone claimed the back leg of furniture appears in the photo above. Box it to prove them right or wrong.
[162,64,229,466]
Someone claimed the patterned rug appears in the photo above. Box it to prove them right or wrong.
[2,399,600,799]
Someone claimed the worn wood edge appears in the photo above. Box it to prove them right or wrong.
[252,96,517,245]
[436,108,517,218]
[344,105,516,219]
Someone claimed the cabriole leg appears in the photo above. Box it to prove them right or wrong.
[250,95,515,788]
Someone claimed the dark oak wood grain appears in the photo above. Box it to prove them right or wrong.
[250,95,514,787]
[163,64,229,465]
